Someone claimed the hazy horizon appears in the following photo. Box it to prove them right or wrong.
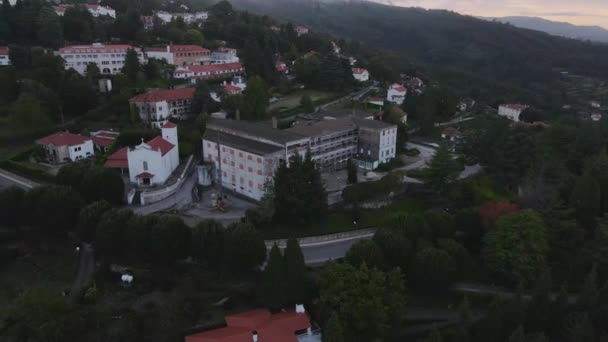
[372,0,608,29]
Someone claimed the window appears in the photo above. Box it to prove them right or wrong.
[257,170,262,176]
[239,164,244,170]
[257,157,262,163]
[248,180,253,188]
[143,161,148,170]
[248,167,253,173]
[247,155,253,161]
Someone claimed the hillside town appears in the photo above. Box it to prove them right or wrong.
[2,0,608,341]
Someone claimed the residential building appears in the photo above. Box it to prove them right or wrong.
[498,104,529,122]
[105,123,180,186]
[210,47,239,64]
[185,306,320,342]
[591,100,601,108]
[276,61,289,74]
[53,6,66,16]
[352,68,369,82]
[387,83,407,105]
[368,97,384,107]
[57,43,145,75]
[270,25,281,32]
[36,132,94,164]
[0,47,10,66]
[145,45,211,66]
[591,113,603,121]
[141,15,155,31]
[90,130,120,152]
[203,111,397,200]
[85,4,116,18]
[173,63,245,83]
[223,84,242,96]
[296,25,309,36]
[155,11,173,23]
[441,127,461,141]
[129,88,195,128]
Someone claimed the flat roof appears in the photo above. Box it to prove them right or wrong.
[203,129,284,155]
[351,117,395,130]
[287,117,357,137]
[206,118,305,145]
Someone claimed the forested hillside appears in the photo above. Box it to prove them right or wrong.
[229,0,608,105]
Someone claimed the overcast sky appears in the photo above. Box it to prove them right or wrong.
[376,0,608,28]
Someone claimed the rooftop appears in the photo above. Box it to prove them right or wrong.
[36,131,91,147]
[129,87,195,103]
[390,83,407,92]
[351,116,395,130]
[352,68,368,74]
[90,130,119,147]
[500,103,529,111]
[0,46,8,55]
[203,129,283,155]
[145,136,175,156]
[287,117,357,137]
[206,118,305,145]
[104,147,128,169]
[59,44,138,53]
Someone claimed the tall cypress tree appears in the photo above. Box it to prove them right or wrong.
[284,238,308,305]
[262,244,287,310]
[36,6,62,48]
[323,312,345,342]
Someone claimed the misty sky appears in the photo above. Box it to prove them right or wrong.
[377,0,608,28]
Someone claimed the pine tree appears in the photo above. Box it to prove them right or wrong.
[191,80,212,115]
[262,244,287,309]
[241,76,269,120]
[423,145,460,194]
[323,312,344,342]
[578,264,599,311]
[284,239,308,305]
[122,48,141,83]
[508,326,526,342]
[36,6,62,48]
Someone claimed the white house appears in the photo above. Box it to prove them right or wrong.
[210,47,239,64]
[498,104,529,122]
[296,25,309,36]
[352,68,369,82]
[591,101,601,109]
[155,11,174,23]
[0,47,10,66]
[57,43,146,75]
[127,123,179,186]
[368,97,384,107]
[85,4,116,18]
[129,88,195,128]
[387,83,407,105]
[36,132,94,164]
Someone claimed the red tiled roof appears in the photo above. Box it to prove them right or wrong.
[184,63,243,73]
[129,88,195,103]
[146,136,175,156]
[135,171,155,178]
[185,309,311,342]
[224,84,241,92]
[85,4,113,10]
[145,47,167,52]
[390,83,407,92]
[500,104,529,111]
[275,64,288,72]
[368,97,384,102]
[91,136,115,147]
[352,68,368,75]
[170,45,210,53]
[162,121,177,128]
[442,127,461,137]
[0,46,8,55]
[104,147,128,169]
[36,131,90,147]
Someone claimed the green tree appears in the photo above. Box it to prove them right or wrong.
[241,76,269,120]
[35,6,62,48]
[77,200,112,243]
[483,210,549,285]
[345,240,385,269]
[508,326,526,342]
[423,327,444,342]
[61,6,94,42]
[373,228,413,268]
[347,158,358,184]
[26,185,84,234]
[273,152,327,225]
[570,172,601,230]
[423,145,461,194]
[85,63,100,82]
[323,312,345,342]
[10,95,53,132]
[300,94,315,113]
[0,186,25,231]
[96,208,135,260]
[294,55,321,87]
[284,238,309,305]
[191,219,226,268]
[80,167,124,205]
[184,29,204,45]
[224,223,266,271]
[411,246,456,290]
[191,80,212,115]
[0,65,18,104]
[588,152,608,213]
[122,48,141,83]
[261,244,286,309]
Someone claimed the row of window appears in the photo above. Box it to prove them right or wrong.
[221,173,265,191]
[64,53,130,59]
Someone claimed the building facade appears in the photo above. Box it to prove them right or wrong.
[210,47,239,64]
[0,47,10,66]
[129,88,195,128]
[145,45,211,66]
[387,83,407,105]
[58,44,145,75]
[352,68,369,82]
[85,4,116,18]
[36,132,94,164]
[173,63,244,83]
[498,104,529,122]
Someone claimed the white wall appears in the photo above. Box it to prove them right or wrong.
[67,140,94,161]
[379,127,397,163]
[136,100,170,127]
[128,147,168,185]
[498,106,521,122]
[0,55,10,66]
[146,50,174,64]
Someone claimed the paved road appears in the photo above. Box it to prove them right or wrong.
[132,170,198,215]
[0,169,39,190]
[69,243,95,303]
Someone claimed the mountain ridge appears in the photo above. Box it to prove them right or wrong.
[484,16,608,43]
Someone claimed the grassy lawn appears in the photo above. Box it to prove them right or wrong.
[268,90,336,112]
[261,196,425,239]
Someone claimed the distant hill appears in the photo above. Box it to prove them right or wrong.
[229,0,608,88]
[486,16,608,43]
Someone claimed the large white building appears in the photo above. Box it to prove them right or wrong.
[53,4,116,18]
[105,123,180,186]
[129,88,195,128]
[498,104,529,122]
[154,11,208,24]
[145,45,211,66]
[173,62,244,83]
[0,47,10,66]
[387,83,407,105]
[210,47,239,64]
[203,112,397,201]
[57,44,146,75]
[352,68,369,82]
[36,131,95,164]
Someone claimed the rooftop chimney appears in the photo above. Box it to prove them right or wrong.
[295,304,305,313]
[272,116,278,129]
[252,331,258,342]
